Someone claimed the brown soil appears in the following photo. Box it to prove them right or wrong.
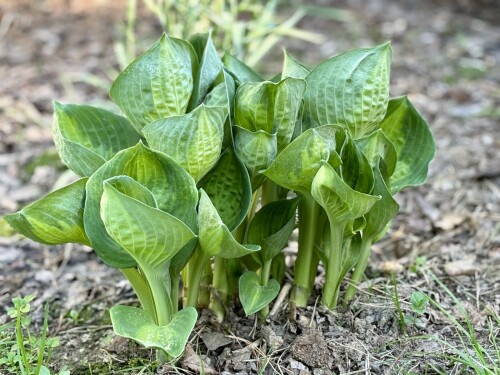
[1,0,499,374]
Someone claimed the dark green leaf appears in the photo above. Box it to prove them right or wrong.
[247,197,299,261]
[380,97,435,193]
[4,179,89,246]
[143,104,227,182]
[304,43,392,139]
[198,148,251,231]
[53,102,140,177]
[110,34,198,132]
[355,129,397,180]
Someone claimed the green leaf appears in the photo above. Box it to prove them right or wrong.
[304,43,392,139]
[247,197,299,261]
[188,33,223,110]
[339,134,375,194]
[234,126,277,190]
[52,102,140,177]
[355,129,397,180]
[85,142,198,268]
[110,305,197,358]
[100,181,195,271]
[4,178,89,246]
[198,148,251,231]
[223,52,263,83]
[110,34,198,132]
[239,271,280,316]
[263,125,345,194]
[363,165,399,240]
[380,97,435,193]
[234,78,305,149]
[311,163,380,225]
[198,190,259,258]
[143,104,227,182]
[410,291,429,314]
[282,50,310,79]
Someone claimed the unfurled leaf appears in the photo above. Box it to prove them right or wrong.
[85,142,198,268]
[282,50,310,79]
[304,43,392,139]
[223,52,263,83]
[198,148,251,231]
[188,33,223,110]
[263,125,345,194]
[110,34,198,132]
[247,197,299,261]
[311,163,380,225]
[4,179,89,246]
[380,97,435,193]
[143,104,227,182]
[239,271,280,316]
[198,190,259,258]
[110,305,197,358]
[234,126,277,190]
[100,181,195,271]
[53,102,140,177]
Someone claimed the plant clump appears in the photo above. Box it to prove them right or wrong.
[5,33,435,362]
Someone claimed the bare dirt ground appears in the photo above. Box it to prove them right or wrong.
[0,0,499,374]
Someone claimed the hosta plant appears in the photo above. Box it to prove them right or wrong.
[5,33,435,362]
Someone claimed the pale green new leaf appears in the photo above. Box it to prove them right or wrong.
[304,43,392,139]
[188,33,223,110]
[110,34,198,132]
[239,271,280,316]
[85,142,198,268]
[223,52,263,83]
[143,104,227,182]
[53,102,140,177]
[198,189,259,258]
[4,178,89,246]
[100,181,195,271]
[311,163,380,225]
[234,126,277,190]
[263,125,345,194]
[380,97,436,193]
[282,50,310,79]
[247,197,299,261]
[198,148,251,231]
[110,305,197,358]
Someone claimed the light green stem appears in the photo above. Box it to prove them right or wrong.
[258,259,273,318]
[170,273,180,314]
[291,194,320,308]
[185,249,210,308]
[210,256,228,322]
[322,221,346,309]
[16,305,30,375]
[121,267,156,319]
[262,179,279,206]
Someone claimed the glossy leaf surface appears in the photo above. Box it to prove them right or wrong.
[53,102,140,177]
[239,271,280,316]
[110,34,198,132]
[143,104,227,182]
[5,178,89,246]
